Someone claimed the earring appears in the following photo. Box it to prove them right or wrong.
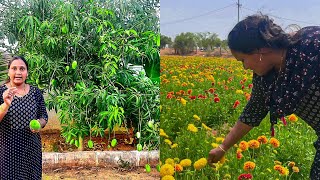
[259,54,262,62]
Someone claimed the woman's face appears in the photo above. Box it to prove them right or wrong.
[231,50,274,76]
[8,59,28,86]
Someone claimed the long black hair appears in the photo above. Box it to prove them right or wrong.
[228,14,300,54]
[5,56,29,83]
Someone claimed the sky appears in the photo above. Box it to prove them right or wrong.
[161,0,320,40]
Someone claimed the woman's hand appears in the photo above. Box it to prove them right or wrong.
[208,147,226,166]
[30,119,46,133]
[3,87,18,106]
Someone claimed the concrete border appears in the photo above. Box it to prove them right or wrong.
[42,150,159,170]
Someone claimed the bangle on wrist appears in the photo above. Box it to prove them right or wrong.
[218,145,226,153]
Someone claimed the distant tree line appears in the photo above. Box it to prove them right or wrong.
[160,32,228,55]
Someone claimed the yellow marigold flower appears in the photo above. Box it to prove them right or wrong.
[180,98,187,106]
[179,159,192,167]
[236,148,242,153]
[288,114,298,122]
[194,158,207,170]
[274,165,282,171]
[243,161,255,171]
[257,135,268,144]
[288,161,295,167]
[269,137,280,148]
[193,115,201,121]
[211,143,219,148]
[165,158,175,166]
[175,164,183,172]
[239,141,249,151]
[171,143,178,149]
[279,167,289,176]
[187,124,198,133]
[202,123,212,131]
[236,90,243,94]
[160,164,175,177]
[161,175,175,180]
[224,174,231,179]
[216,137,225,143]
[274,161,282,165]
[248,140,260,149]
[292,166,299,173]
[160,129,169,138]
[164,139,172,145]
[219,156,226,164]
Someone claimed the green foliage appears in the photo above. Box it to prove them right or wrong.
[0,0,160,150]
[173,32,197,55]
[160,34,172,49]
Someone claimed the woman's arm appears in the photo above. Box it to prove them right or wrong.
[208,120,253,164]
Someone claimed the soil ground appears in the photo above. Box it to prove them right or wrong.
[42,166,159,180]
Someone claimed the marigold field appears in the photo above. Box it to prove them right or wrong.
[160,55,317,180]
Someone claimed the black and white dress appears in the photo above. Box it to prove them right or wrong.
[0,84,48,180]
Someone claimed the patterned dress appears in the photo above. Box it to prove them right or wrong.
[239,26,320,179]
[0,84,48,180]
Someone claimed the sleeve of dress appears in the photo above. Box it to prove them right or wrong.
[238,74,269,127]
[36,88,48,125]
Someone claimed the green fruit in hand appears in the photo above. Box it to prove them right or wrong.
[145,164,151,173]
[137,143,142,151]
[29,119,41,130]
[72,61,78,69]
[88,140,94,148]
[156,164,160,172]
[111,139,117,147]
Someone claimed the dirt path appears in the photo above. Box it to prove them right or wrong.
[42,166,159,180]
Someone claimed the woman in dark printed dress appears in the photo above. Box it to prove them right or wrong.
[0,56,48,179]
[207,14,320,179]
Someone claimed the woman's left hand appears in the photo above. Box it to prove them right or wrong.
[30,119,44,133]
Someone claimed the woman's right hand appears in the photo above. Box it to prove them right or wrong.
[3,87,17,106]
[208,147,226,166]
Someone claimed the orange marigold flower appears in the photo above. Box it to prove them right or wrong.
[236,152,243,160]
[269,137,280,148]
[257,136,268,144]
[288,161,295,167]
[279,167,289,176]
[175,164,183,172]
[243,161,255,171]
[274,165,282,171]
[187,89,192,95]
[288,114,298,122]
[292,166,299,173]
[248,140,260,149]
[239,141,249,151]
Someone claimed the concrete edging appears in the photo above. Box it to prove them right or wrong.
[42,150,159,170]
